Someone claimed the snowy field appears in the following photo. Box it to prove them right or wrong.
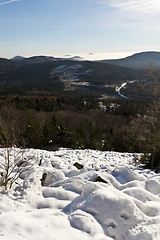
[0,148,160,240]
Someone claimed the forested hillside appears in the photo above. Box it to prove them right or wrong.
[0,94,154,153]
[0,56,145,98]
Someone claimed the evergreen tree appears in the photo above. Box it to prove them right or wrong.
[23,113,42,148]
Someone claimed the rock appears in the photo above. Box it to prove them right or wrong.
[95,176,108,184]
[74,162,83,170]
[41,173,47,186]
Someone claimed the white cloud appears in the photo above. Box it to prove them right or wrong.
[110,0,160,15]
[0,0,20,6]
[98,0,160,29]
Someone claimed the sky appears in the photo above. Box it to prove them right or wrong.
[1,0,160,60]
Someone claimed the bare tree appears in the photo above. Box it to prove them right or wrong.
[129,65,160,171]
[0,116,35,190]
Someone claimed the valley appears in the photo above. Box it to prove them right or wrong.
[0,52,149,99]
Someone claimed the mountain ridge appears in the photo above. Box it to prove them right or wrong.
[9,51,160,69]
[0,51,159,98]
[0,55,143,97]
[99,51,160,69]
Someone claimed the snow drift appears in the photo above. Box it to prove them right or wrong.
[0,148,160,240]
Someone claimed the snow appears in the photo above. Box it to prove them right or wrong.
[0,148,160,239]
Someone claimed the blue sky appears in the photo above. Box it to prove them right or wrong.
[1,0,160,60]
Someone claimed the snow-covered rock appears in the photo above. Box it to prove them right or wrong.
[0,148,160,240]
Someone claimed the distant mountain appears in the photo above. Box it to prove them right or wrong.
[11,56,25,61]
[59,55,84,61]
[10,55,56,65]
[0,55,145,97]
[67,56,84,61]
[100,51,160,69]
[0,51,159,99]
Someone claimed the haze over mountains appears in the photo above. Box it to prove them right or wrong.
[9,51,160,69]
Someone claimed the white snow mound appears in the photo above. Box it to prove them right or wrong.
[0,148,159,240]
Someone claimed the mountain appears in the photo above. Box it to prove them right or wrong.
[11,55,25,61]
[100,51,160,69]
[0,57,18,72]
[0,53,152,98]
[67,56,84,61]
[11,55,56,65]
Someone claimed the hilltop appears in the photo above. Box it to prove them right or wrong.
[100,51,160,69]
